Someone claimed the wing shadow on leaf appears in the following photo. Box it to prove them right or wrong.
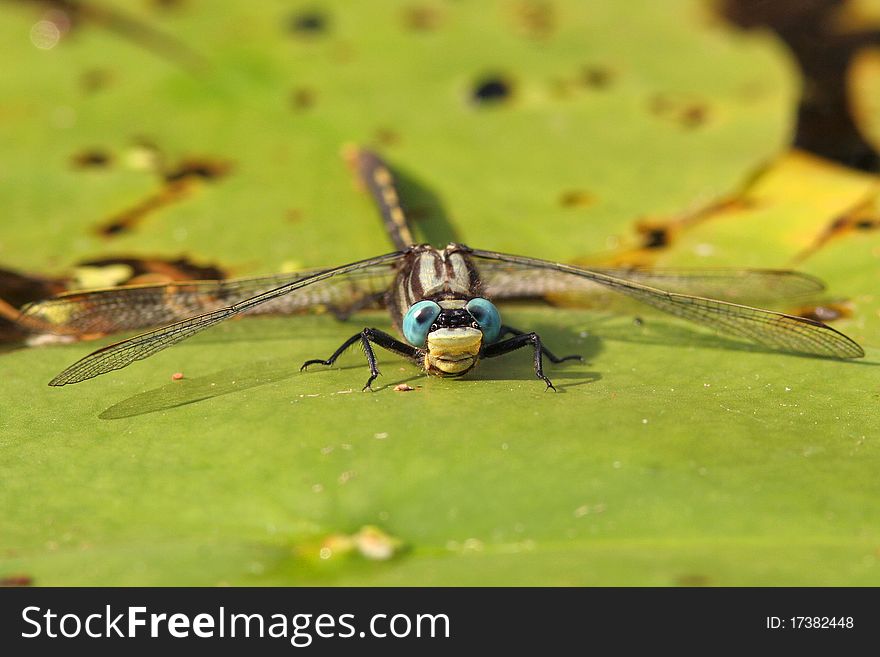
[99,359,303,419]
[98,357,421,420]
[97,320,603,418]
[95,313,871,420]
[463,320,603,391]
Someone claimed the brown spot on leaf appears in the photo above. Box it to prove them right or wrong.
[96,156,232,237]
[403,5,441,31]
[792,302,853,322]
[638,224,672,249]
[472,76,513,105]
[649,93,711,129]
[290,87,316,111]
[77,256,227,283]
[374,128,401,147]
[559,190,596,208]
[163,158,232,183]
[581,66,614,89]
[602,195,757,267]
[512,0,556,40]
[0,575,33,587]
[288,10,328,36]
[793,190,880,262]
[680,104,709,128]
[96,185,187,236]
[80,68,113,93]
[676,574,711,586]
[71,149,112,169]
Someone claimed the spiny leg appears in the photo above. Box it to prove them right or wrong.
[499,325,582,363]
[481,332,560,391]
[300,328,421,391]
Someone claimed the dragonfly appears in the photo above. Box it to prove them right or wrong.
[23,148,864,390]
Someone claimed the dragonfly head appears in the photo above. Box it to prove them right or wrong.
[403,298,502,376]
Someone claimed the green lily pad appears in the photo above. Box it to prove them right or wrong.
[1,0,879,586]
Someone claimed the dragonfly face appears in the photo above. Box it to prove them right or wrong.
[402,297,502,376]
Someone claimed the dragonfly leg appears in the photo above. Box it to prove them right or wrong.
[499,325,582,363]
[481,332,559,391]
[300,328,421,391]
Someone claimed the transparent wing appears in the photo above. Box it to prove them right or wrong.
[588,268,824,303]
[22,266,391,336]
[470,249,864,359]
[481,262,825,305]
[48,252,404,385]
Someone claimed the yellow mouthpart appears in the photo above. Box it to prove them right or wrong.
[425,328,482,375]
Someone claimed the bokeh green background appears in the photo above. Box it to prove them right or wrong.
[1,0,878,585]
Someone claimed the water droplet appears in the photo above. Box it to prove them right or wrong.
[30,20,61,50]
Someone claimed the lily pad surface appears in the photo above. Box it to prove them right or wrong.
[1,0,878,586]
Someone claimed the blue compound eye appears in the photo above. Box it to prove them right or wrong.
[466,298,501,343]
[402,300,442,346]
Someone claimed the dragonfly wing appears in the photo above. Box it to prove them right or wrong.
[586,268,825,304]
[480,261,825,305]
[23,266,391,336]
[48,252,404,385]
[469,249,864,359]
